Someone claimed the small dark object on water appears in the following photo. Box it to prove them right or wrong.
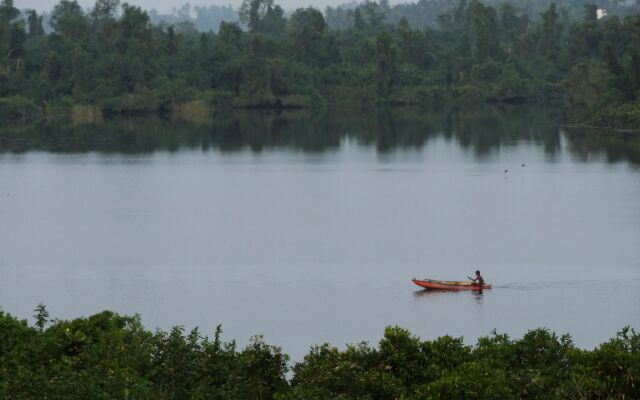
[521,163,525,167]
[505,169,508,173]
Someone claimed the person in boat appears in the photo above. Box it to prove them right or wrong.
[469,270,484,287]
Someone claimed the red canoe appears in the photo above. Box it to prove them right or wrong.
[412,278,492,291]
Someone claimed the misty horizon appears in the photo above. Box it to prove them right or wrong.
[18,0,397,14]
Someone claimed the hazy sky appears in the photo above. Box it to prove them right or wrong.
[19,0,388,14]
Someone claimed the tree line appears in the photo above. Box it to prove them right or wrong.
[0,306,638,399]
[0,0,639,128]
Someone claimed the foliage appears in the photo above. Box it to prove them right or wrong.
[0,0,639,127]
[0,307,638,399]
[0,308,289,400]
[0,95,42,120]
[33,302,51,331]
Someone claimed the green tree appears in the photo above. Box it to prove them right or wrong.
[7,21,25,67]
[375,30,396,97]
[91,0,119,20]
[261,4,285,36]
[91,0,119,45]
[396,18,428,67]
[239,335,289,400]
[360,0,386,33]
[240,0,270,32]
[50,0,87,41]
[198,32,209,59]
[33,302,50,331]
[218,21,242,50]
[116,3,153,54]
[288,7,326,66]
[0,0,18,24]
[468,1,500,62]
[627,47,640,99]
[583,4,598,22]
[604,43,633,101]
[239,0,285,35]
[540,2,561,61]
[166,25,177,55]
[353,8,366,32]
[26,10,45,36]
[500,3,528,45]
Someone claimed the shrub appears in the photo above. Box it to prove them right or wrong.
[0,309,637,400]
[0,96,42,121]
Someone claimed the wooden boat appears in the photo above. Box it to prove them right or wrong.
[412,278,492,291]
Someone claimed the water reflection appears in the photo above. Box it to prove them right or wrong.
[1,106,638,165]
[413,289,485,310]
[414,288,485,295]
[413,289,482,298]
[473,291,484,304]
[563,128,640,165]
[413,289,447,298]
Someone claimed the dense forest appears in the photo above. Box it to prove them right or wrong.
[0,0,639,128]
[0,306,638,399]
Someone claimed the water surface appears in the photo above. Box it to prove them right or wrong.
[1,107,639,359]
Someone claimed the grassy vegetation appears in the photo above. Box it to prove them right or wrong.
[0,306,638,399]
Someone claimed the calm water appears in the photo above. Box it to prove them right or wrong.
[1,107,639,359]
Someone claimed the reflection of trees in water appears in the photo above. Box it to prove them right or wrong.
[563,129,640,166]
[450,106,562,158]
[1,106,638,165]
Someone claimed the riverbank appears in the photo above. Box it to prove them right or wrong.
[563,123,640,135]
[0,307,637,399]
[3,90,638,132]
[0,86,525,122]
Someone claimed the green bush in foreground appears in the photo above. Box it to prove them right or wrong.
[0,307,638,399]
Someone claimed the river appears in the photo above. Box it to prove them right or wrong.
[1,107,639,359]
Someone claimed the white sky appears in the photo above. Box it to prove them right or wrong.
[18,0,383,14]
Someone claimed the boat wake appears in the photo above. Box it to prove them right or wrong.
[493,280,601,290]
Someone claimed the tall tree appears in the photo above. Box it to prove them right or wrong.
[218,21,242,50]
[261,4,285,35]
[7,21,26,70]
[166,25,177,55]
[46,52,62,82]
[198,32,208,58]
[604,43,634,100]
[540,2,561,61]
[239,0,284,35]
[117,3,153,50]
[50,0,87,41]
[583,4,598,23]
[469,2,500,61]
[0,0,18,24]
[288,7,326,65]
[500,3,528,43]
[627,47,640,99]
[396,17,428,67]
[375,30,396,96]
[353,9,366,32]
[27,10,45,36]
[91,0,120,20]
